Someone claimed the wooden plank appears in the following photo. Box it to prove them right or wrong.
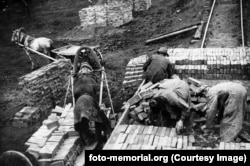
[153,136,160,147]
[160,127,167,137]
[165,128,171,137]
[170,137,177,148]
[176,136,183,149]
[169,128,177,137]
[148,135,155,146]
[155,127,163,137]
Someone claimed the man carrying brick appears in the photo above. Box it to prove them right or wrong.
[148,79,193,134]
[201,81,249,142]
[143,47,174,84]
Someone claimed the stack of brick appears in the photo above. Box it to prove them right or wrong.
[79,1,133,28]
[122,48,250,96]
[25,104,83,166]
[18,59,72,122]
[122,55,147,97]
[12,107,41,128]
[133,0,152,12]
[104,124,250,150]
[104,125,209,150]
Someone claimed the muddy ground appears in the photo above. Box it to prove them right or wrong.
[0,0,242,154]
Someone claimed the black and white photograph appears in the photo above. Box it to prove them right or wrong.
[0,0,250,165]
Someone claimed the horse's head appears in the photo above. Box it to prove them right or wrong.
[11,29,19,43]
[11,27,26,44]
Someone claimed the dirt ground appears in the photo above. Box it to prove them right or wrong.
[1,0,242,154]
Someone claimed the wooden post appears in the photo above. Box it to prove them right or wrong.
[103,70,114,114]
[145,24,199,44]
[17,43,58,62]
[71,76,75,107]
[99,67,105,106]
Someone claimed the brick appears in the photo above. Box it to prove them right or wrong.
[219,142,225,150]
[116,133,128,144]
[183,136,188,149]
[152,126,158,135]
[138,112,148,121]
[169,128,177,137]
[165,128,171,137]
[188,135,195,143]
[148,135,155,146]
[142,134,150,145]
[170,137,177,148]
[146,126,154,135]
[176,136,183,149]
[153,136,160,147]
[160,127,167,137]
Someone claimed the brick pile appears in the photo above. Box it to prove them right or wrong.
[79,1,133,28]
[25,104,85,166]
[17,59,72,125]
[122,48,250,95]
[103,124,250,150]
[126,77,207,125]
[12,107,41,128]
[122,55,147,97]
[133,0,152,12]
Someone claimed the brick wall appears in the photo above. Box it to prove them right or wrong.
[15,59,72,127]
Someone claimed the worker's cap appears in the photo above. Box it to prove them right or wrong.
[157,47,169,56]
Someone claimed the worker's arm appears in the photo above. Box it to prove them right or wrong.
[167,63,174,78]
[143,55,152,71]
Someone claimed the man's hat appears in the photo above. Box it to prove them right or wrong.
[157,47,169,56]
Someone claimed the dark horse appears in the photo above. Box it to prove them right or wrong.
[73,47,110,147]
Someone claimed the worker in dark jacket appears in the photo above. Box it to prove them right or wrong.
[148,79,192,134]
[202,82,248,142]
[143,47,173,84]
